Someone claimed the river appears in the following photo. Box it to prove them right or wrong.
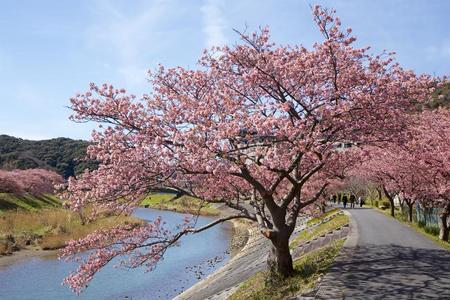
[0,208,232,300]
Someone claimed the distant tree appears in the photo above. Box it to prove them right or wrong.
[0,169,25,195]
[60,6,433,294]
[356,109,449,237]
[0,169,63,196]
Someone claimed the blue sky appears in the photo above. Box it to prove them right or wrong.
[0,0,449,140]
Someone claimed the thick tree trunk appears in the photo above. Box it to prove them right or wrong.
[407,203,413,223]
[382,186,395,218]
[377,188,382,201]
[438,212,449,242]
[390,201,395,218]
[267,233,294,277]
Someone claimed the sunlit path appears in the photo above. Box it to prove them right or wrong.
[316,208,450,299]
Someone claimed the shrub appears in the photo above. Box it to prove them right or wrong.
[424,225,440,236]
[380,200,391,210]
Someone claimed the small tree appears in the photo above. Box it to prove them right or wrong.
[60,6,432,293]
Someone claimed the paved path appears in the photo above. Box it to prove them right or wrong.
[316,208,450,300]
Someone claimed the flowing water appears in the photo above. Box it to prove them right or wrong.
[0,208,232,300]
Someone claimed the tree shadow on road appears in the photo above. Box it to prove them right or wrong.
[317,244,450,299]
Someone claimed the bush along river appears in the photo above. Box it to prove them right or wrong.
[0,208,232,300]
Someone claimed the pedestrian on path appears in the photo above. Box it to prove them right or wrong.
[332,194,337,204]
[358,196,364,207]
[350,194,356,208]
[342,194,348,208]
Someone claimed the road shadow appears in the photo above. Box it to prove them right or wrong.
[317,244,450,299]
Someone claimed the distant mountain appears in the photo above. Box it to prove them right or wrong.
[0,135,96,178]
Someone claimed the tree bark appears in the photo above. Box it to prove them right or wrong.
[439,207,450,242]
[389,200,395,218]
[407,202,413,223]
[438,214,449,242]
[267,232,294,277]
[382,186,395,218]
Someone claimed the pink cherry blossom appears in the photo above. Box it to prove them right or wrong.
[61,5,437,291]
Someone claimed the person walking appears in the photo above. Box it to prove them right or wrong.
[342,194,348,209]
[350,194,356,208]
[332,194,337,204]
[358,196,364,207]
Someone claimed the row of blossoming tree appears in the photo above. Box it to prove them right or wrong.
[346,108,449,241]
[59,6,444,294]
[0,168,63,196]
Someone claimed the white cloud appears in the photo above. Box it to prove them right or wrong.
[85,0,170,91]
[201,0,227,48]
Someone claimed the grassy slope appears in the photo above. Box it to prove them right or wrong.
[290,212,349,249]
[0,192,61,211]
[306,208,340,226]
[141,193,220,216]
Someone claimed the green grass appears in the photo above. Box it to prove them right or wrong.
[306,208,340,226]
[0,193,61,212]
[141,193,220,216]
[230,239,345,300]
[290,212,348,250]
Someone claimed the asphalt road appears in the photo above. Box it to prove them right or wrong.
[316,208,450,300]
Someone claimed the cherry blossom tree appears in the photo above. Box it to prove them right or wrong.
[0,169,25,195]
[356,143,431,221]
[0,169,63,196]
[355,108,449,236]
[61,6,433,293]
[354,146,402,217]
[404,109,450,240]
[14,168,64,195]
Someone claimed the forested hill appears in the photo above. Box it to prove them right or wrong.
[0,135,95,178]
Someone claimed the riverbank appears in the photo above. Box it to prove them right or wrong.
[0,247,57,268]
[228,218,251,257]
[141,193,220,216]
[0,198,245,267]
[0,205,142,256]
[140,194,250,257]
